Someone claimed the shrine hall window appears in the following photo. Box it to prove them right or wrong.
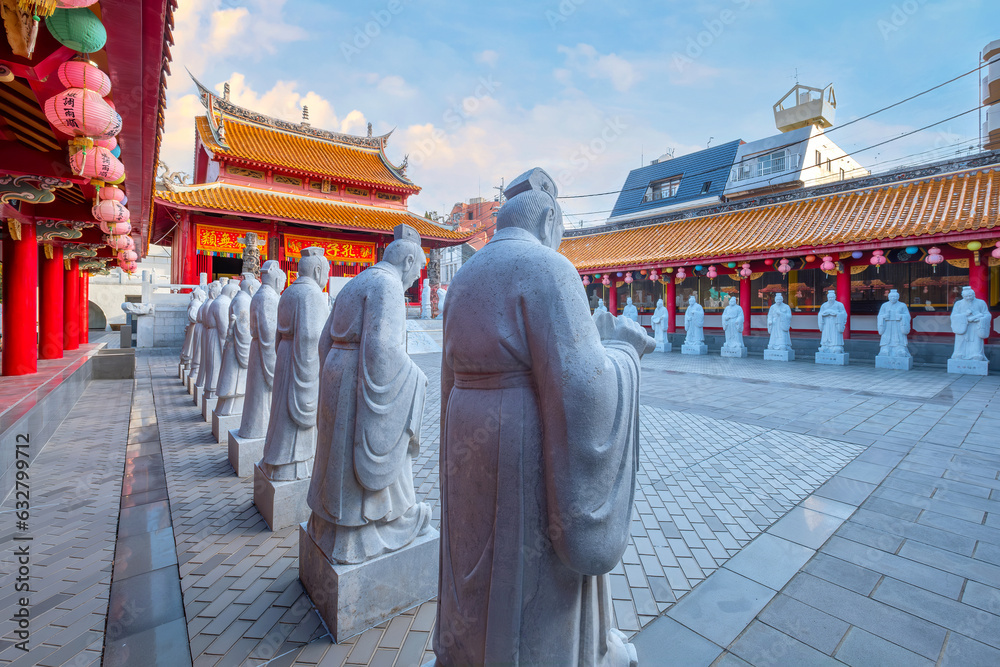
[642,176,681,203]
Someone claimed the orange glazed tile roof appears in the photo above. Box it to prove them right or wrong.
[559,167,1000,270]
[155,182,471,241]
[196,116,419,193]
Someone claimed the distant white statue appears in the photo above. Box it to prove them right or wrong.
[594,298,608,315]
[622,297,639,323]
[950,286,990,361]
[651,298,668,352]
[684,295,704,345]
[721,296,745,353]
[180,287,206,375]
[877,289,911,357]
[817,291,847,353]
[767,294,793,350]
[420,279,431,319]
[436,287,447,319]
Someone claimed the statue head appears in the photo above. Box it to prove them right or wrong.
[497,167,563,250]
[192,286,206,302]
[383,239,425,288]
[688,295,696,305]
[221,283,239,298]
[261,260,285,292]
[827,290,836,302]
[888,289,899,303]
[774,294,784,304]
[962,286,976,301]
[656,298,664,308]
[298,247,329,286]
[626,297,633,305]
[241,272,260,296]
[208,281,222,299]
[219,276,229,285]
[597,298,604,307]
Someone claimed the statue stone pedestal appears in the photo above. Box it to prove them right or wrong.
[876,355,912,371]
[213,410,242,444]
[764,349,795,361]
[186,376,195,395]
[228,430,264,477]
[815,352,849,366]
[193,385,204,409]
[681,343,708,355]
[947,359,989,376]
[254,464,311,530]
[298,524,439,642]
[721,346,748,358]
[201,396,218,422]
[178,363,187,379]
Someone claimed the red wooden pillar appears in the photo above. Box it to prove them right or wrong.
[969,250,987,301]
[80,272,89,344]
[63,258,80,351]
[2,221,38,376]
[666,278,677,333]
[740,276,751,336]
[836,266,852,340]
[183,214,198,285]
[38,245,64,360]
[608,279,618,315]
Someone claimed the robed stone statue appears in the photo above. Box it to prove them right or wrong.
[433,167,646,666]
[182,287,206,380]
[817,290,848,354]
[204,283,238,399]
[767,294,793,350]
[950,286,991,361]
[684,295,705,345]
[722,296,745,352]
[877,289,911,357]
[238,261,284,441]
[194,281,220,391]
[259,247,330,481]
[651,298,668,352]
[216,273,260,416]
[622,296,639,323]
[593,298,608,315]
[307,224,432,565]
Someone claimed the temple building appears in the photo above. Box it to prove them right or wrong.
[560,56,1000,351]
[152,78,471,298]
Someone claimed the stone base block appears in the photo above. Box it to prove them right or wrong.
[253,464,311,531]
[186,375,195,395]
[681,343,708,355]
[815,352,849,366]
[720,346,748,358]
[655,341,672,353]
[876,355,913,371]
[948,358,989,376]
[193,385,203,408]
[228,430,265,477]
[764,349,795,362]
[213,412,242,443]
[178,362,186,379]
[201,395,218,422]
[299,524,439,642]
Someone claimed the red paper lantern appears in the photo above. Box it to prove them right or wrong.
[764,258,774,266]
[44,88,121,139]
[804,254,817,263]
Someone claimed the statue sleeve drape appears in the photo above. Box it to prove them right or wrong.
[354,275,427,492]
[525,260,640,577]
[257,292,278,388]
[950,304,970,335]
[285,288,325,429]
[234,301,252,367]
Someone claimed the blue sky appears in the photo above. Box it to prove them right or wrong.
[160,0,997,226]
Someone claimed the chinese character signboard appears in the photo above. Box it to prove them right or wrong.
[196,224,269,258]
[283,234,376,265]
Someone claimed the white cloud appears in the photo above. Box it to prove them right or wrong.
[377,75,416,99]
[475,49,499,67]
[557,43,641,93]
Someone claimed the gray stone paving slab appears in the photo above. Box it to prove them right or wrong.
[666,568,776,646]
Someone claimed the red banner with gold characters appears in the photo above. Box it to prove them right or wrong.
[196,224,269,258]
[283,234,376,264]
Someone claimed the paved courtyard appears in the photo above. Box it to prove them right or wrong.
[1,347,998,666]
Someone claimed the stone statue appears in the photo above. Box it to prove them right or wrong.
[651,298,669,352]
[436,287,447,319]
[259,247,330,481]
[594,298,608,315]
[817,291,847,353]
[950,286,990,362]
[684,295,704,345]
[204,283,238,400]
[194,281,220,391]
[420,279,431,319]
[238,261,284,441]
[216,273,260,416]
[767,294,793,350]
[622,296,639,323]
[877,290,911,358]
[307,224,432,564]
[433,167,645,666]
[181,287,206,378]
[721,295,746,356]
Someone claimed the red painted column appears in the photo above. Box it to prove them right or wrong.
[608,279,618,315]
[969,250,987,301]
[666,278,677,333]
[2,221,38,376]
[38,245,64,360]
[63,258,80,351]
[80,273,89,344]
[740,276,751,336]
[183,214,198,285]
[837,266,852,340]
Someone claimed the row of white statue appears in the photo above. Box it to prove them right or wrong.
[178,168,644,664]
[598,287,992,375]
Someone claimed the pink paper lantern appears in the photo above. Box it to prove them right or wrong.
[870,249,887,266]
[649,270,659,281]
[992,242,1000,260]
[119,259,138,273]
[778,258,791,274]
[44,88,121,139]
[92,199,129,223]
[56,60,111,97]
[100,221,131,235]
[105,234,131,250]
[739,263,752,278]
[582,275,590,286]
[70,145,125,182]
[706,265,718,279]
[601,276,611,286]
[675,268,687,281]
[624,272,633,284]
[94,135,117,151]
[118,249,138,262]
[820,255,836,271]
[122,235,135,251]
[98,185,126,202]
[56,0,100,8]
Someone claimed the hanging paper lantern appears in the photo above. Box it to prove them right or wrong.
[851,250,863,259]
[602,276,611,286]
[104,234,131,250]
[616,272,623,277]
[57,0,101,8]
[92,199,129,223]
[119,259,138,274]
[649,270,659,281]
[111,145,121,159]
[98,185,125,202]
[820,255,836,271]
[706,265,718,279]
[664,267,674,274]
[739,262,752,278]
[57,59,111,97]
[905,246,919,255]
[70,145,125,182]
[694,264,704,272]
[45,8,107,53]
[99,221,131,235]
[624,272,633,284]
[926,246,944,269]
[593,273,600,279]
[870,249,887,266]
[95,135,117,151]
[582,275,590,286]
[778,258,791,274]
[764,258,774,266]
[967,241,983,251]
[805,254,816,263]
[726,262,736,268]
[122,235,135,251]
[675,267,686,281]
[44,89,121,139]
[117,249,138,262]
[992,242,1000,260]
[639,269,647,276]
